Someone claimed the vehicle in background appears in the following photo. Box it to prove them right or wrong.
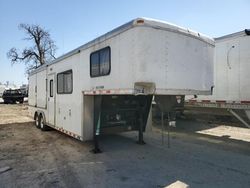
[186,29,250,128]
[0,83,19,98]
[2,89,24,104]
[20,84,29,97]
[28,18,214,151]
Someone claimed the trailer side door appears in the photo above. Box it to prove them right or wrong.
[48,74,55,125]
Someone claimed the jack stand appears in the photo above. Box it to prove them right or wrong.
[91,134,102,154]
[160,111,170,148]
[91,95,102,154]
[167,112,170,148]
[161,111,164,145]
[137,112,145,145]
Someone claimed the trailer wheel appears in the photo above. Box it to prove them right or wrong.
[35,113,40,129]
[39,114,49,131]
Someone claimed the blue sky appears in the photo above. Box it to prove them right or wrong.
[0,0,249,86]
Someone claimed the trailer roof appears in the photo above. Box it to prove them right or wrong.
[215,29,250,41]
[30,17,214,75]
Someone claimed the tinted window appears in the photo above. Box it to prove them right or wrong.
[50,80,53,97]
[57,74,64,93]
[100,48,110,75]
[64,72,72,93]
[91,53,99,77]
[4,90,21,94]
[57,70,73,94]
[90,47,110,77]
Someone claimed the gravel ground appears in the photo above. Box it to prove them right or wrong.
[0,104,250,188]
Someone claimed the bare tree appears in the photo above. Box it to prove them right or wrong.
[7,23,57,72]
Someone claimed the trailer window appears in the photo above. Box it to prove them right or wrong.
[49,80,53,97]
[57,70,73,94]
[57,74,64,93]
[90,47,110,77]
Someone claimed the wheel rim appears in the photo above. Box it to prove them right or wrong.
[35,116,39,126]
[40,116,44,129]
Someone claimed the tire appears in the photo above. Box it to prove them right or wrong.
[3,100,8,104]
[35,114,40,129]
[19,99,24,104]
[39,114,48,131]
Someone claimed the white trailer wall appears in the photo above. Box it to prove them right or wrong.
[36,70,47,108]
[238,35,250,100]
[28,74,37,106]
[186,31,250,102]
[47,53,83,138]
[135,27,213,93]
[77,26,214,95]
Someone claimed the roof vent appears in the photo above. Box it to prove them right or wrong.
[245,29,250,35]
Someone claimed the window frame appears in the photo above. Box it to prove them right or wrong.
[57,69,73,94]
[90,46,111,77]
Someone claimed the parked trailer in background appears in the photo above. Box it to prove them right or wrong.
[0,85,5,97]
[28,18,214,151]
[20,84,29,97]
[186,29,250,127]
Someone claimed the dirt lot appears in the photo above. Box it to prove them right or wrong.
[0,104,250,188]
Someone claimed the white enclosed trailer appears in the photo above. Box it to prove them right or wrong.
[28,18,214,150]
[186,29,250,127]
